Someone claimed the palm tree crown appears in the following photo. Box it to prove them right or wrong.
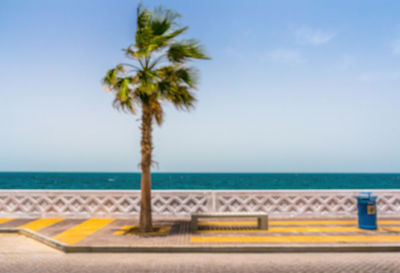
[103,5,209,125]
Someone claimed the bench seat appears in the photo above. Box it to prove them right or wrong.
[191,212,268,232]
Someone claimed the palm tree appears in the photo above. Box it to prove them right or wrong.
[102,4,209,232]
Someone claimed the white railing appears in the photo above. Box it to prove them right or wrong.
[0,190,399,218]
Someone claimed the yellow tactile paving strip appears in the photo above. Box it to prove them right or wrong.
[198,220,400,226]
[192,219,400,244]
[53,219,114,245]
[197,226,370,233]
[191,235,400,243]
[0,218,13,225]
[18,219,64,232]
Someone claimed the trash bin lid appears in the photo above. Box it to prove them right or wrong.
[360,191,372,197]
[356,191,377,200]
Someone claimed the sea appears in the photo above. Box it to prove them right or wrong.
[0,173,400,190]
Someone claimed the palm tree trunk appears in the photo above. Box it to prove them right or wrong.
[139,103,153,232]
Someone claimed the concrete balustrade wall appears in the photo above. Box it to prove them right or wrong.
[0,190,399,218]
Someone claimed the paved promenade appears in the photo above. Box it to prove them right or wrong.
[1,217,400,248]
[1,234,400,273]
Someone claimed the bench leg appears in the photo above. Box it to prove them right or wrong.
[191,216,198,232]
[258,216,268,230]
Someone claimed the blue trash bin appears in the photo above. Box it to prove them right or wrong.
[356,191,377,230]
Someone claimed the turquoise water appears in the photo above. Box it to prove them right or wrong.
[0,172,400,189]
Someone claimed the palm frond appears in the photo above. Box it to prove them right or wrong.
[102,65,125,91]
[176,67,198,87]
[167,40,210,63]
[170,85,196,110]
[113,97,137,115]
[148,26,188,53]
[151,5,181,34]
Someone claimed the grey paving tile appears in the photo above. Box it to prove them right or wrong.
[0,219,34,228]
[1,246,400,273]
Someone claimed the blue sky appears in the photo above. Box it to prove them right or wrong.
[1,0,400,172]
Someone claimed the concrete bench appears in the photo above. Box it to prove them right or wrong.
[191,212,268,232]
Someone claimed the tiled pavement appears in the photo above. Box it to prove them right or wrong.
[1,217,400,247]
[1,235,400,273]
